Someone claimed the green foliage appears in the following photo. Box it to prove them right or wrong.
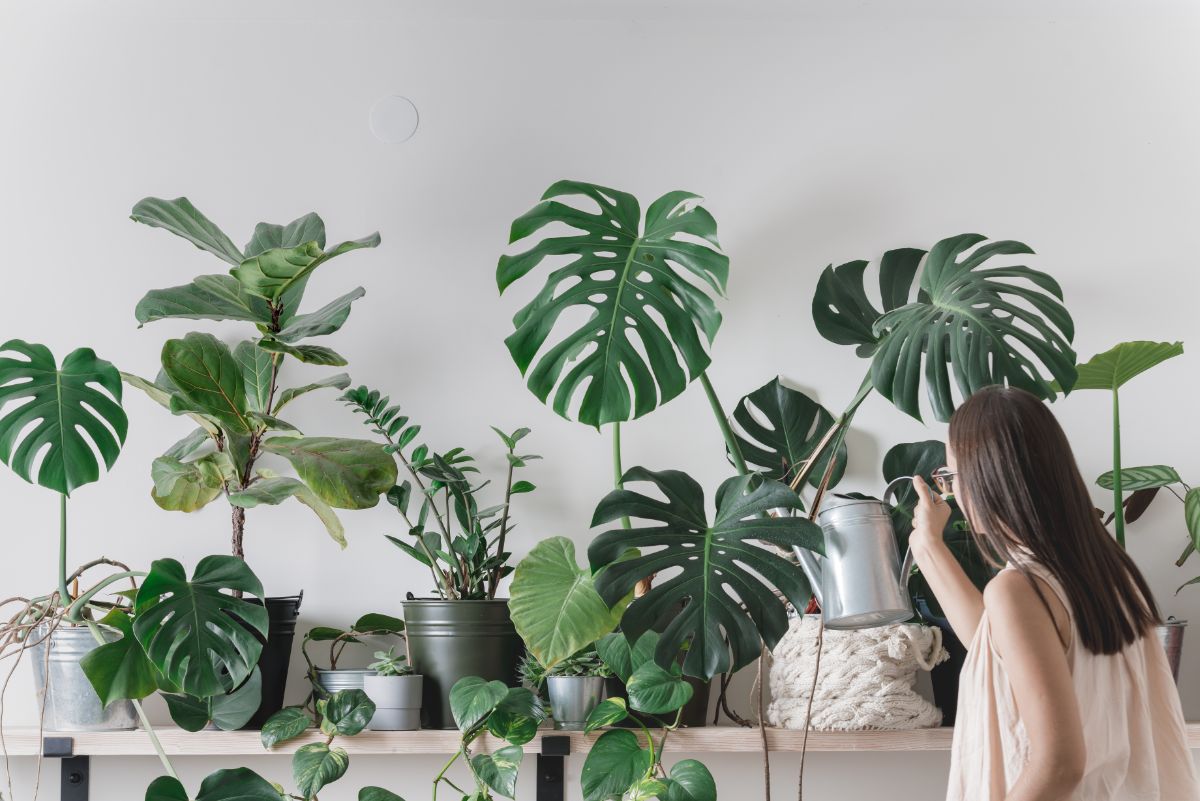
[729,377,845,488]
[319,689,375,737]
[144,768,283,801]
[665,760,718,801]
[359,789,407,801]
[1071,341,1183,390]
[255,690,375,800]
[79,609,158,706]
[1097,465,1183,491]
[581,730,652,801]
[369,646,412,677]
[471,745,523,799]
[293,742,350,799]
[301,613,406,690]
[583,697,628,732]
[497,180,729,428]
[813,234,1077,422]
[260,706,311,749]
[0,340,127,495]
[259,437,397,509]
[162,668,263,732]
[589,468,824,679]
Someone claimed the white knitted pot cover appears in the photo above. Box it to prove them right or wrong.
[767,615,949,730]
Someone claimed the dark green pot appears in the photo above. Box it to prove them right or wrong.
[402,599,523,729]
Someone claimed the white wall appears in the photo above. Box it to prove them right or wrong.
[1,0,1198,798]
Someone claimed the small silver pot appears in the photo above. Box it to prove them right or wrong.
[1156,618,1186,684]
[364,674,423,730]
[29,623,137,731]
[546,675,605,731]
[315,668,374,695]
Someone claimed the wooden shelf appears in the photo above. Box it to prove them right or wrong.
[6,724,1200,757]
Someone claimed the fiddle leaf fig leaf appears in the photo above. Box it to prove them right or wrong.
[228,476,347,548]
[273,374,351,414]
[580,729,651,801]
[244,212,326,258]
[133,556,268,698]
[135,274,274,327]
[131,196,244,266]
[150,455,227,513]
[730,377,845,487]
[1071,341,1184,391]
[275,288,366,343]
[161,333,253,433]
[258,339,348,366]
[589,469,823,679]
[231,234,380,303]
[0,341,128,495]
[813,234,1077,422]
[497,180,729,428]
[471,745,524,799]
[79,609,158,706]
[121,372,221,438]
[1097,465,1183,492]
[509,536,627,672]
[234,341,275,414]
[260,437,397,509]
[293,742,349,799]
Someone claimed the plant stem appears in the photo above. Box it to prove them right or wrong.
[613,422,631,530]
[58,495,74,622]
[231,506,246,561]
[789,371,872,494]
[699,372,747,476]
[1112,388,1125,549]
[488,454,516,599]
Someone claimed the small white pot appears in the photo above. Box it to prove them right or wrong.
[364,674,423,730]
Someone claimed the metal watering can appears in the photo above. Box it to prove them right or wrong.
[793,476,918,630]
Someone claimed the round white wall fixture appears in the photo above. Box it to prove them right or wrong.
[369,95,420,143]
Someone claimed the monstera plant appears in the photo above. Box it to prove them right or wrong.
[123,196,397,560]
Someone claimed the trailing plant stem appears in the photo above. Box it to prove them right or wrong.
[699,372,747,476]
[1112,388,1125,548]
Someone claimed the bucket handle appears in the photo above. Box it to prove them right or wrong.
[884,476,917,589]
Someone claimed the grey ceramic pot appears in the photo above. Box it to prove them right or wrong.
[364,674,423,730]
[29,624,137,731]
[546,675,605,730]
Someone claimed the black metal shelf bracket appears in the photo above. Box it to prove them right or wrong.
[537,734,571,801]
[43,736,88,801]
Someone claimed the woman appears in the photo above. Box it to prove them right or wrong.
[910,385,1198,801]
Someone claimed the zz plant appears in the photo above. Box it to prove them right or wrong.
[124,197,397,559]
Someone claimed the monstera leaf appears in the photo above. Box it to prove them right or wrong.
[497,180,729,427]
[133,556,269,698]
[812,234,1077,422]
[730,377,846,487]
[589,468,824,679]
[0,340,128,495]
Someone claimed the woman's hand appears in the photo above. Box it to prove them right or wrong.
[910,474,951,555]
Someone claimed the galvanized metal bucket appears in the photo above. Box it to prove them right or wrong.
[1156,618,1186,683]
[29,623,137,731]
[546,676,605,730]
[315,669,374,694]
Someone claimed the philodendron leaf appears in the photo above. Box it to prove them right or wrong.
[320,689,375,737]
[359,789,406,801]
[293,742,349,799]
[131,197,244,266]
[228,476,347,548]
[813,234,1078,422]
[595,631,659,685]
[258,339,349,367]
[589,469,824,679]
[261,706,312,749]
[0,340,127,495]
[580,729,652,801]
[260,437,398,509]
[1097,465,1183,492]
[583,697,628,732]
[509,536,627,672]
[486,687,545,746]
[133,556,268,698]
[497,180,729,428]
[244,212,327,258]
[275,288,366,343]
[79,609,158,706]
[626,661,693,715]
[449,676,508,731]
[161,333,253,433]
[666,760,717,801]
[1071,341,1184,391]
[352,613,405,634]
[272,374,351,414]
[471,745,524,799]
[730,377,845,487]
[150,455,227,512]
[135,275,273,327]
[232,234,380,303]
[163,667,262,732]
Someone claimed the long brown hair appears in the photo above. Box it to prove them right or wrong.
[949,385,1160,654]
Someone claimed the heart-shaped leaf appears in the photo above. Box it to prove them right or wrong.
[163,667,262,732]
[471,744,524,798]
[161,333,252,433]
[228,477,346,548]
[191,768,282,801]
[0,340,127,495]
[80,609,158,706]
[626,661,693,715]
[1072,341,1184,391]
[133,556,268,698]
[580,729,651,801]
[131,197,244,266]
[595,631,659,685]
[146,776,189,801]
[292,742,349,799]
[510,537,627,672]
[261,706,312,749]
[665,760,717,801]
[583,697,628,732]
[358,789,406,801]
[486,687,545,746]
[260,437,397,509]
[449,676,508,731]
[589,469,824,679]
[1097,465,1182,492]
[497,180,729,427]
[730,377,845,487]
[813,234,1077,422]
[320,689,375,737]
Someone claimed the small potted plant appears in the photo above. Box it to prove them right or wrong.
[521,647,610,731]
[363,647,422,730]
[302,614,405,697]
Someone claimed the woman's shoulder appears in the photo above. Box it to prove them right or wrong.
[984,565,1073,650]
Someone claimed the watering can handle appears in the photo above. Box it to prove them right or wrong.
[884,476,918,588]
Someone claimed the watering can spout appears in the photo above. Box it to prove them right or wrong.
[793,547,824,608]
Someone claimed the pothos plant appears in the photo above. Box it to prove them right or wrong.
[123,197,397,560]
[341,384,539,600]
[301,613,406,695]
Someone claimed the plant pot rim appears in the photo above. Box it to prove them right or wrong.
[403,597,511,604]
[365,673,423,680]
[315,668,375,674]
[546,674,607,681]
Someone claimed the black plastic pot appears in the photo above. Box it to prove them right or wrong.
[244,593,303,730]
[402,599,523,730]
[915,598,965,726]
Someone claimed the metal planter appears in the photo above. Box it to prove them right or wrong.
[546,676,605,730]
[314,668,374,694]
[29,623,137,731]
[1157,618,1187,684]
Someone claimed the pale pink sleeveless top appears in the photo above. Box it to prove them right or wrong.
[947,561,1198,800]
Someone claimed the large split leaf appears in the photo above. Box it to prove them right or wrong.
[260,437,397,509]
[812,234,1077,422]
[589,468,824,679]
[1071,341,1184,391]
[131,197,244,266]
[133,556,268,698]
[161,333,252,433]
[509,536,627,672]
[228,476,346,547]
[730,377,845,487]
[0,340,128,495]
[497,180,729,427]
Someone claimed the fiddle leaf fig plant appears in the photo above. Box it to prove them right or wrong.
[124,196,396,559]
[588,468,824,680]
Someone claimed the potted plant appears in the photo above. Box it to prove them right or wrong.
[302,613,406,696]
[341,384,538,729]
[123,196,397,726]
[520,647,609,731]
[364,646,422,731]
